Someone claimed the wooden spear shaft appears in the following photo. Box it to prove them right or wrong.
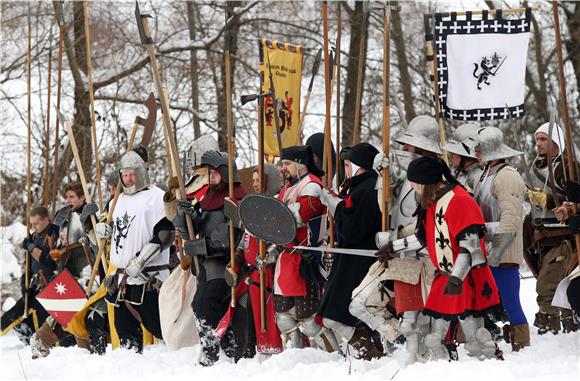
[552,0,580,265]
[382,5,391,231]
[322,2,335,250]
[83,0,104,211]
[51,21,64,218]
[43,29,53,208]
[86,122,140,295]
[225,50,237,308]
[335,4,341,187]
[24,9,32,316]
[62,118,108,295]
[257,93,267,332]
[140,16,200,274]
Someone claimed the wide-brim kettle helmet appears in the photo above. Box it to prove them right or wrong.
[463,127,522,162]
[442,123,479,158]
[118,150,151,195]
[200,150,240,183]
[394,115,442,155]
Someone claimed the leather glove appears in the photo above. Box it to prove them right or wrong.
[95,222,112,240]
[527,188,547,208]
[319,189,342,216]
[22,237,36,252]
[444,275,463,295]
[177,199,198,218]
[372,151,390,175]
[375,242,398,265]
[288,203,303,226]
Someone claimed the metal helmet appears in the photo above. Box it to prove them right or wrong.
[464,127,522,162]
[200,150,240,183]
[263,163,283,196]
[185,134,220,174]
[442,123,479,158]
[118,150,151,195]
[395,115,442,154]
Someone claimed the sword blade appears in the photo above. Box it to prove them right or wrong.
[293,245,377,258]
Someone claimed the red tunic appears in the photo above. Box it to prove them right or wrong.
[422,186,500,320]
[274,174,326,297]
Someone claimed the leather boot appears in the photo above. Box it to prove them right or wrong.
[31,321,59,359]
[502,324,513,343]
[510,324,530,352]
[75,336,91,350]
[347,326,384,361]
[560,310,578,333]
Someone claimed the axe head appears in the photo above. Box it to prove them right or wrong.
[241,94,260,106]
[134,92,157,148]
[56,1,65,25]
[57,110,67,128]
[312,47,322,77]
[135,1,154,45]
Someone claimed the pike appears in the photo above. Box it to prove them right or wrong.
[298,48,322,130]
[83,0,104,211]
[335,3,342,188]
[381,3,392,231]
[43,27,54,208]
[224,49,237,307]
[58,112,108,292]
[240,85,268,331]
[51,1,65,218]
[321,2,335,248]
[86,94,157,294]
[25,5,32,317]
[135,2,201,274]
[293,245,428,259]
[552,0,580,266]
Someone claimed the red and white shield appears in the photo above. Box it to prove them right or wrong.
[35,270,87,328]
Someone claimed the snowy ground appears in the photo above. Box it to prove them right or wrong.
[1,272,579,381]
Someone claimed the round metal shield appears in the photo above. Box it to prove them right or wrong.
[239,194,296,245]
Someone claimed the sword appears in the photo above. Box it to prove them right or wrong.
[492,56,507,75]
[293,245,428,259]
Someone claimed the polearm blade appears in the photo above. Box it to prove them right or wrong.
[135,92,157,147]
[293,245,377,258]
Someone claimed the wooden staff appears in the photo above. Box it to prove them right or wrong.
[24,7,32,316]
[322,2,335,250]
[60,114,108,295]
[424,15,448,163]
[83,0,104,211]
[352,4,368,145]
[43,28,53,208]
[225,50,237,307]
[335,3,341,186]
[552,0,580,265]
[257,92,267,332]
[136,4,200,274]
[381,4,391,231]
[51,1,65,218]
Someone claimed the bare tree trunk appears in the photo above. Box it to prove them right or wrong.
[187,1,201,139]
[391,2,415,124]
[530,13,549,122]
[216,1,241,151]
[341,1,368,148]
[563,2,580,116]
[52,1,93,189]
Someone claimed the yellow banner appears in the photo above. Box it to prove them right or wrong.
[260,39,303,157]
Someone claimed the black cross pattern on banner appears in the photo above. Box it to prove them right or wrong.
[431,8,531,121]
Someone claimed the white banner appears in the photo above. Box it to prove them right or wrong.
[432,8,531,121]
